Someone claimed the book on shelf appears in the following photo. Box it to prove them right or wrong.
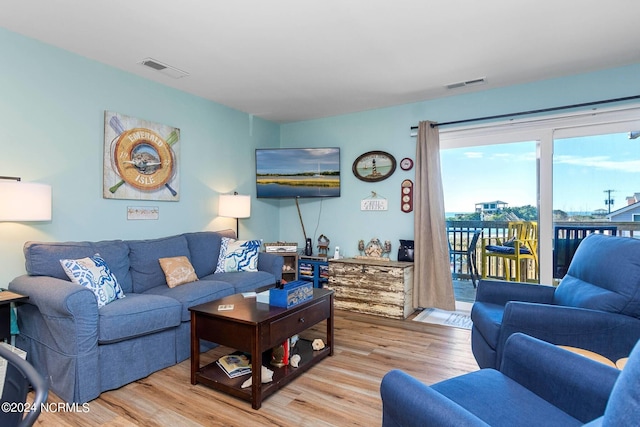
[217,353,251,378]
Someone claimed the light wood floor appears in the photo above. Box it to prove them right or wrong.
[30,310,479,426]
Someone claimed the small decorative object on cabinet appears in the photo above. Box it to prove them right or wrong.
[327,258,414,319]
[356,238,391,262]
[352,151,396,182]
[317,234,330,258]
[298,256,329,288]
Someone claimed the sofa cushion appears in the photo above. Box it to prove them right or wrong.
[159,256,198,288]
[554,234,640,317]
[97,293,181,344]
[216,239,262,273]
[24,240,133,293]
[204,271,277,293]
[183,230,235,278]
[142,281,235,321]
[60,254,126,308]
[431,369,582,426]
[128,235,191,293]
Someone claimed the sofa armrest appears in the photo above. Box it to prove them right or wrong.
[9,274,99,353]
[257,252,284,281]
[501,333,619,423]
[380,369,489,427]
[498,302,640,362]
[475,279,556,306]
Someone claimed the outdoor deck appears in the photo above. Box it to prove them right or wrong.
[453,279,476,303]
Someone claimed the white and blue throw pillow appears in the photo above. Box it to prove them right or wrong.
[60,253,126,308]
[215,238,262,273]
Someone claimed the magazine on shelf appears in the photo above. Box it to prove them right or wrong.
[217,353,252,378]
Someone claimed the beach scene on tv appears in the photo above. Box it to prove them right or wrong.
[256,148,340,198]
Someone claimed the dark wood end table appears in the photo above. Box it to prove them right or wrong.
[0,290,28,342]
[190,288,334,409]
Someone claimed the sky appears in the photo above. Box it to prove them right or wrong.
[440,131,640,214]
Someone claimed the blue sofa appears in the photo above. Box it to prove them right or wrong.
[8,230,283,403]
[381,333,640,426]
[471,233,640,369]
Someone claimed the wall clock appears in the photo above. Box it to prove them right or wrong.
[400,157,413,171]
[352,151,396,182]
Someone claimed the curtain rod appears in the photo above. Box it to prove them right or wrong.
[410,95,640,130]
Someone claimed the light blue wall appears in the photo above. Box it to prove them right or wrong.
[280,63,640,259]
[2,24,639,284]
[0,28,281,285]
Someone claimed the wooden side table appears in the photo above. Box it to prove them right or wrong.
[0,290,29,342]
[558,345,617,368]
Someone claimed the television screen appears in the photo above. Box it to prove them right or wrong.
[256,148,340,198]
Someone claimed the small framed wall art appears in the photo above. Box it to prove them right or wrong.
[352,151,396,182]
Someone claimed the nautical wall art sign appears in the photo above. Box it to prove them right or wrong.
[103,111,180,201]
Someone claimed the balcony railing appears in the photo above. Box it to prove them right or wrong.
[447,220,638,283]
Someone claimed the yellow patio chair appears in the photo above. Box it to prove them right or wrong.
[481,221,538,282]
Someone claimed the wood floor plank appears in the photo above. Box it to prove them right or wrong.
[29,309,478,426]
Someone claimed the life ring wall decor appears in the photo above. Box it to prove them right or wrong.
[114,128,175,191]
[103,111,180,201]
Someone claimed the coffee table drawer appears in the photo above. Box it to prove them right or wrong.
[268,299,330,345]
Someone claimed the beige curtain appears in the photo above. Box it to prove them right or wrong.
[413,121,455,310]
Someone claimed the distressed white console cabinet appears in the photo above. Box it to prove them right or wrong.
[327,258,414,319]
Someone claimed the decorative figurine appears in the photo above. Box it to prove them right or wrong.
[365,238,383,258]
[317,234,330,258]
[358,239,365,256]
[383,240,392,258]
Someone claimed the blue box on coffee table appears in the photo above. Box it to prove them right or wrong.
[269,280,313,308]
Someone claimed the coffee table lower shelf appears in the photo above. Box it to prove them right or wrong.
[194,340,331,405]
[190,289,334,409]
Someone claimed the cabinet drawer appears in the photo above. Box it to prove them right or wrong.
[268,299,330,345]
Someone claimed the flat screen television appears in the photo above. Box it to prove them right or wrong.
[256,147,340,198]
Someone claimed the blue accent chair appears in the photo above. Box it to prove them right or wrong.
[380,333,640,426]
[471,233,640,369]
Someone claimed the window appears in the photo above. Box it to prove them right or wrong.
[440,105,640,283]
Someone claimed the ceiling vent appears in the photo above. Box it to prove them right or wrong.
[446,77,487,90]
[139,58,189,79]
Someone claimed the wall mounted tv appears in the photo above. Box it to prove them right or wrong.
[256,148,340,198]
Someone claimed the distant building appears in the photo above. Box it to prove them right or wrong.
[592,208,608,217]
[475,201,508,215]
[608,201,640,222]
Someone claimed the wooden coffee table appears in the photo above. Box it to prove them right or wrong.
[190,288,334,409]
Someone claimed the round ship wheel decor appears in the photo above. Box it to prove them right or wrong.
[352,151,396,182]
[114,128,175,191]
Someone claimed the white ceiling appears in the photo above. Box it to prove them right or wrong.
[1,0,639,123]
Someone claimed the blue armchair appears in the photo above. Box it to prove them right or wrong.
[380,333,640,426]
[471,233,640,369]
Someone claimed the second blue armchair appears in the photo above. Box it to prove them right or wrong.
[471,233,640,369]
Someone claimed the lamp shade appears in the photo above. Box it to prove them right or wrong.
[0,181,52,221]
[219,194,251,218]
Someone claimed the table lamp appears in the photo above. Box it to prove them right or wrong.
[0,176,52,222]
[218,192,251,238]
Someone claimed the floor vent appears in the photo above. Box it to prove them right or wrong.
[139,58,189,79]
